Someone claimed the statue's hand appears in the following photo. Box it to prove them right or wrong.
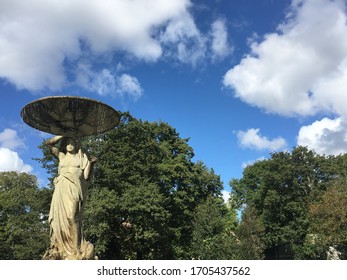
[46,135,63,145]
[90,157,98,164]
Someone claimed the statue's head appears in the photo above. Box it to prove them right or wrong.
[60,136,80,154]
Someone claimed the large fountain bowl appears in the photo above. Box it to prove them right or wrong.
[21,96,120,137]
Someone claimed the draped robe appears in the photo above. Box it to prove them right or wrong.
[45,149,93,260]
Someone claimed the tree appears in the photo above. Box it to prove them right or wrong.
[0,172,51,259]
[37,112,225,259]
[230,146,338,259]
[190,196,238,259]
[236,204,265,259]
[305,179,347,259]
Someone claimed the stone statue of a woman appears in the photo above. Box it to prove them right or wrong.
[43,135,96,260]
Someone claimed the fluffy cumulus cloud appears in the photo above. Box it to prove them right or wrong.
[237,128,287,151]
[0,148,32,173]
[224,0,347,117]
[0,0,230,93]
[0,0,187,90]
[0,128,32,173]
[224,0,347,155]
[297,117,347,155]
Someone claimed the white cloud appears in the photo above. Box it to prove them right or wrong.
[0,128,32,173]
[159,7,199,44]
[297,117,347,155]
[0,128,25,150]
[0,0,204,91]
[116,74,143,101]
[76,65,117,97]
[0,0,235,91]
[223,0,347,117]
[92,69,117,97]
[75,64,143,101]
[158,7,207,66]
[210,19,232,61]
[0,147,32,173]
[237,128,287,151]
[223,0,347,156]
[312,59,347,117]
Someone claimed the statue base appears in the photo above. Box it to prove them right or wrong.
[43,241,97,260]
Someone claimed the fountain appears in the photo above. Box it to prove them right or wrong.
[21,96,120,137]
[21,96,120,260]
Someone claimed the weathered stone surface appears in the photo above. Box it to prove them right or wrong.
[21,96,119,137]
[21,96,119,260]
[42,136,97,260]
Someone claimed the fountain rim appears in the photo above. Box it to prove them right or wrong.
[22,95,118,111]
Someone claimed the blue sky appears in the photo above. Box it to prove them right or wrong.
[1,0,347,200]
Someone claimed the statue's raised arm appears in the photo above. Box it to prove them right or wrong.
[45,135,63,158]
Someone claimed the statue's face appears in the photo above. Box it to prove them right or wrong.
[66,138,77,153]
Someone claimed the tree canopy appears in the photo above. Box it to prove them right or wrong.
[3,112,347,260]
[230,146,347,259]
[36,112,231,260]
[0,172,50,259]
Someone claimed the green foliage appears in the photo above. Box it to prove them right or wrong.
[83,187,120,259]
[34,143,58,187]
[6,112,347,260]
[304,178,347,259]
[235,204,265,259]
[190,196,238,259]
[0,172,51,259]
[230,146,341,259]
[37,112,228,259]
[118,183,172,259]
[5,114,347,260]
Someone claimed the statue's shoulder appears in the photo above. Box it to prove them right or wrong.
[57,151,66,160]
